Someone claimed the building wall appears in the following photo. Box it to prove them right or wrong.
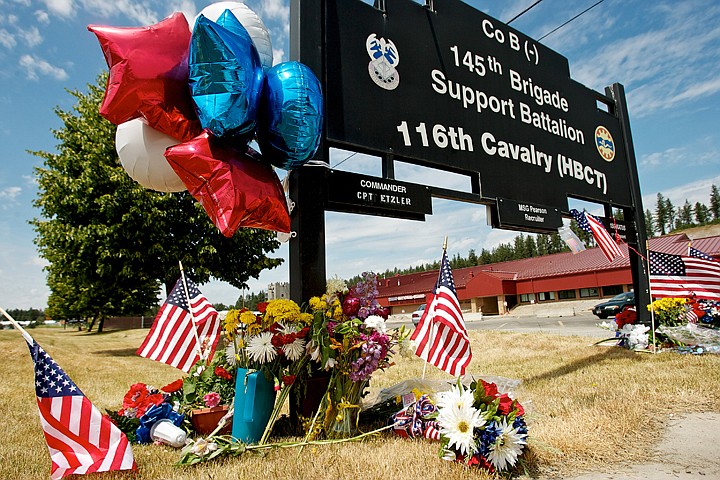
[268,282,290,300]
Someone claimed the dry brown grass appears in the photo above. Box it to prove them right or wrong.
[1,327,719,479]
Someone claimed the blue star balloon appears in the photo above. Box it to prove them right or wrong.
[189,11,263,141]
[257,61,324,170]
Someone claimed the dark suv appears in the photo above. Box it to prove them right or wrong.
[592,292,635,319]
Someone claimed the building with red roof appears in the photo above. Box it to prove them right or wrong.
[377,233,720,315]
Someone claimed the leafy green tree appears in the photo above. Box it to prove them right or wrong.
[710,185,720,220]
[32,75,283,331]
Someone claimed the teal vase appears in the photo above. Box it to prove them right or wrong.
[232,368,276,444]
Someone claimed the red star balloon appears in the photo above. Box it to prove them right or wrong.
[88,13,202,142]
[165,131,290,237]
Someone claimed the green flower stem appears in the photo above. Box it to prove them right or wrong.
[177,424,396,466]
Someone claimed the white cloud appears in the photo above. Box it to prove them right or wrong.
[0,186,21,203]
[642,175,720,209]
[79,0,159,25]
[570,1,720,117]
[254,0,289,23]
[42,0,74,17]
[19,25,42,47]
[18,53,68,81]
[34,10,50,24]
[0,28,16,48]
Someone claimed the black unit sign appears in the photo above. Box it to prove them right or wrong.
[495,198,562,234]
[326,170,432,220]
[322,0,633,212]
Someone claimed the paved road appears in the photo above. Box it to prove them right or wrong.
[388,312,612,338]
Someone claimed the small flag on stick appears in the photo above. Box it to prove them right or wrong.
[411,247,472,377]
[570,209,624,262]
[28,340,136,479]
[0,307,137,480]
[137,276,220,372]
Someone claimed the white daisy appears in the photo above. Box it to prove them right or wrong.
[486,418,527,471]
[363,315,387,334]
[436,383,475,414]
[224,342,237,367]
[246,331,277,364]
[283,338,306,361]
[437,403,485,456]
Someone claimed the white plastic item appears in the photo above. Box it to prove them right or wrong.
[150,419,187,448]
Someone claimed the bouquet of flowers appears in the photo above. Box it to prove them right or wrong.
[306,273,406,438]
[435,379,527,473]
[223,299,313,443]
[595,307,649,350]
[108,382,185,443]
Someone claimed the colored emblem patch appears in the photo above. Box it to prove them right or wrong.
[595,126,615,162]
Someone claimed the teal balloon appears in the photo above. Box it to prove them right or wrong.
[257,62,324,170]
[189,12,263,141]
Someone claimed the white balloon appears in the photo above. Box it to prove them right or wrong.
[194,2,274,71]
[115,119,186,192]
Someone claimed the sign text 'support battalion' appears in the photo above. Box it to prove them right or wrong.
[288,0,650,321]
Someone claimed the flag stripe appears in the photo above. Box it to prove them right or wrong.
[137,277,221,372]
[649,249,720,300]
[570,209,624,262]
[412,250,472,377]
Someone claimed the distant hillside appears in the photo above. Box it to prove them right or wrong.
[672,223,720,240]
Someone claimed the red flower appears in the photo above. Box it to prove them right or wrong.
[282,374,296,386]
[481,380,499,398]
[136,393,164,417]
[257,302,268,314]
[498,393,525,416]
[122,383,150,409]
[161,378,183,393]
[214,366,232,381]
[271,334,283,348]
[615,307,637,329]
[297,327,310,339]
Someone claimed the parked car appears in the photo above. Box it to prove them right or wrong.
[412,304,426,326]
[592,292,635,319]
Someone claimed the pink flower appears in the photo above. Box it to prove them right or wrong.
[203,392,221,408]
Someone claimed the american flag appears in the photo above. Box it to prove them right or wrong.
[137,276,221,372]
[410,250,472,377]
[570,209,624,262]
[27,340,135,479]
[649,249,720,300]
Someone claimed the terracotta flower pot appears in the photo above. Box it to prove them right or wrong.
[191,405,232,435]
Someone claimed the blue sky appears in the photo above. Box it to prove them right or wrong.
[1,0,719,310]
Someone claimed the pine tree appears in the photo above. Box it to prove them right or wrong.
[655,193,668,235]
[695,202,709,225]
[644,209,655,238]
[710,184,720,220]
[664,197,676,232]
[677,200,694,229]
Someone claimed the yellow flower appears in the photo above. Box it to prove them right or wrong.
[309,296,325,312]
[298,312,313,325]
[224,310,240,334]
[265,299,302,324]
[246,323,263,336]
[239,310,257,325]
[333,305,344,321]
